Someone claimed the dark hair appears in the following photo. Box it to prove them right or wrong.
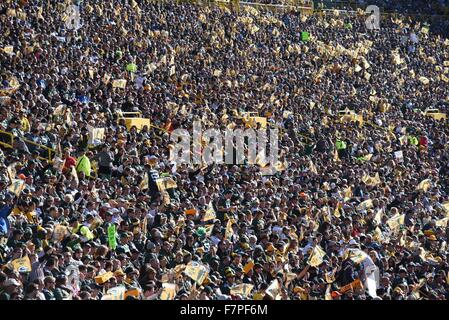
[78,291,91,300]
[25,283,38,295]
[46,257,57,267]
[55,275,67,284]
[32,278,43,286]
[0,272,7,284]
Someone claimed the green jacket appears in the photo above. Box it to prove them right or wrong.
[54,287,71,300]
[75,154,91,177]
[408,135,419,146]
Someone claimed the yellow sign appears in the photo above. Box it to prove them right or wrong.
[88,127,105,145]
[265,279,281,300]
[362,173,381,186]
[419,76,430,85]
[423,109,447,121]
[247,116,267,129]
[155,177,178,191]
[173,264,186,275]
[95,271,114,285]
[53,104,66,116]
[333,204,341,218]
[2,46,14,54]
[112,79,127,88]
[325,284,333,300]
[102,286,126,300]
[338,109,363,126]
[417,179,431,192]
[435,217,449,228]
[185,208,197,215]
[225,219,235,240]
[230,284,254,297]
[139,172,149,190]
[373,227,384,242]
[339,279,363,294]
[387,213,405,231]
[243,261,255,274]
[308,245,326,267]
[103,73,111,84]
[347,249,369,264]
[11,256,32,273]
[374,208,383,225]
[125,288,140,299]
[309,160,318,175]
[160,283,177,300]
[241,112,267,129]
[8,179,26,197]
[119,117,151,132]
[201,202,216,222]
[184,261,209,285]
[6,163,16,182]
[357,199,373,211]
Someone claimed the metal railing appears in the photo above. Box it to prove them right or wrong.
[23,139,57,162]
[0,129,57,162]
[0,130,13,149]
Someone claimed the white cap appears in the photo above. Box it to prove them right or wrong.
[4,279,21,287]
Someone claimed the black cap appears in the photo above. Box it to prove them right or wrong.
[124,266,135,274]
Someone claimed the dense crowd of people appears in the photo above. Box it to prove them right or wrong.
[1,0,449,300]
[242,0,449,15]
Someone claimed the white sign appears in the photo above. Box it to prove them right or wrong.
[394,150,404,162]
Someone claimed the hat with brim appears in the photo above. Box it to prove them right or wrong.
[4,279,21,287]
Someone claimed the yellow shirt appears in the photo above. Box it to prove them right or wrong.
[12,207,24,216]
[24,210,39,224]
[12,207,38,224]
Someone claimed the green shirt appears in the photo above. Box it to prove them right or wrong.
[54,287,71,300]
[336,140,347,150]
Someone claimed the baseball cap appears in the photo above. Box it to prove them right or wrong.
[224,268,235,278]
[4,279,21,287]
